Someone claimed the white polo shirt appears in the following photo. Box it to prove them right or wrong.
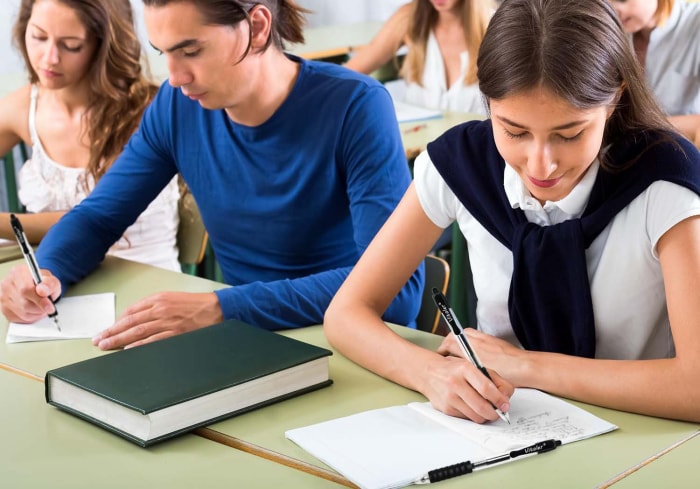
[414,150,700,360]
[644,0,700,116]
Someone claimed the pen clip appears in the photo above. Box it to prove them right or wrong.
[10,214,42,284]
[431,288,481,364]
[10,214,30,254]
[509,439,562,459]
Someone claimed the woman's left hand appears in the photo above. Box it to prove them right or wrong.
[437,329,526,386]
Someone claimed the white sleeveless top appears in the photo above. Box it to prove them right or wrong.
[18,85,181,271]
[402,30,486,114]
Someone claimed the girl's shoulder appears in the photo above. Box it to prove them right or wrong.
[388,3,413,34]
[0,84,32,141]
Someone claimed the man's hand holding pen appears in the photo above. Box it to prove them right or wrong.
[0,264,62,324]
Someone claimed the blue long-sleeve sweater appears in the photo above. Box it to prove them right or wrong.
[37,56,423,329]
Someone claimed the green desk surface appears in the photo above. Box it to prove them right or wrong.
[0,370,338,489]
[602,431,700,488]
[2,256,698,487]
[400,112,483,160]
[0,242,22,263]
[0,256,225,377]
[207,325,700,488]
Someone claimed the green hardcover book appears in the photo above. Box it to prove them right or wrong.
[45,320,333,447]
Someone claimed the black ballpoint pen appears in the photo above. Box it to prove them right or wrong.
[10,214,61,331]
[432,287,510,423]
[414,439,562,484]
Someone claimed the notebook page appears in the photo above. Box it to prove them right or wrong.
[286,388,616,489]
[6,293,115,343]
[287,404,496,489]
[409,388,617,453]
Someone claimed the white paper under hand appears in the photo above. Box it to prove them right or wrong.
[6,293,116,343]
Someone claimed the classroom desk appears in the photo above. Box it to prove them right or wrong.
[1,257,698,488]
[0,256,226,376]
[400,112,483,160]
[602,430,700,488]
[0,241,22,263]
[205,325,700,488]
[0,369,338,489]
[287,21,382,60]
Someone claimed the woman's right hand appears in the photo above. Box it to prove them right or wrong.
[0,264,61,323]
[421,354,514,423]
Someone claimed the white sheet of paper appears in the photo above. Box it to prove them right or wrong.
[286,388,617,489]
[6,293,115,343]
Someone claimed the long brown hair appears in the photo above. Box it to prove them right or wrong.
[13,0,158,183]
[477,0,676,170]
[142,0,308,58]
[401,0,492,86]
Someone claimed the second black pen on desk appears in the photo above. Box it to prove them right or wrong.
[10,213,61,331]
[432,287,510,423]
[414,438,561,484]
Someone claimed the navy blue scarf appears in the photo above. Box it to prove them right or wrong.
[428,120,700,357]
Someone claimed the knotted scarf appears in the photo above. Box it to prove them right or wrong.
[428,120,700,357]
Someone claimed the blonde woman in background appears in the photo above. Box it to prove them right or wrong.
[345,0,492,114]
[0,0,180,270]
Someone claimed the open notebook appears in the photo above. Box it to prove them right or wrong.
[393,100,442,124]
[286,388,617,489]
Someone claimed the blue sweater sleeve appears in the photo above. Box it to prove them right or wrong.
[214,85,424,329]
[36,96,178,291]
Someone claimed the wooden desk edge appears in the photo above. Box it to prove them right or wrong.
[596,429,700,488]
[0,361,355,486]
[0,362,43,382]
[195,427,357,488]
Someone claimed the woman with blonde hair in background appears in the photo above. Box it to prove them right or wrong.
[345,0,492,114]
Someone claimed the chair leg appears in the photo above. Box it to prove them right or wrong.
[3,151,23,213]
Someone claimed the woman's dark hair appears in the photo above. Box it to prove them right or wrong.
[13,0,158,182]
[142,0,308,60]
[477,0,676,170]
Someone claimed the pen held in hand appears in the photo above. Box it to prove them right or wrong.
[9,214,61,332]
[431,287,510,424]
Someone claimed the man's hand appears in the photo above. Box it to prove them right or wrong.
[92,291,224,349]
[0,264,61,323]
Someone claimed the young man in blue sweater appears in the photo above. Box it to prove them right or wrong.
[0,0,423,349]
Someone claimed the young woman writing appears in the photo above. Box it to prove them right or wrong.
[326,0,700,423]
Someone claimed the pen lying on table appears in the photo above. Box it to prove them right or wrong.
[10,213,61,331]
[402,123,428,134]
[432,287,510,424]
[414,439,562,484]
